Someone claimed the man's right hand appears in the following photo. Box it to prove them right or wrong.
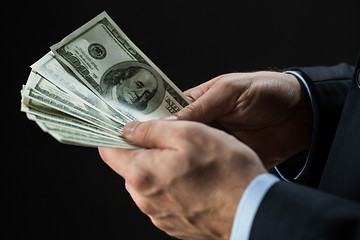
[174,71,313,168]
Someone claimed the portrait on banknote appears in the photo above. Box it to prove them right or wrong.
[100,61,165,114]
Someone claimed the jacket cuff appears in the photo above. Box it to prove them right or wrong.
[273,71,317,183]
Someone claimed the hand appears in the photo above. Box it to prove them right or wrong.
[174,72,313,168]
[99,120,266,240]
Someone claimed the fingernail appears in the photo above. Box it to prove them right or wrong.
[160,115,178,121]
[123,121,140,137]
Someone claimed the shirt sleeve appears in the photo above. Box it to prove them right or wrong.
[230,173,279,240]
[273,70,318,182]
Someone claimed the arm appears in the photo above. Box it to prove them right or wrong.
[280,63,354,187]
[98,66,356,240]
[251,181,360,239]
[248,63,359,240]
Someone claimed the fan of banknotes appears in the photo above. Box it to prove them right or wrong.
[20,11,190,149]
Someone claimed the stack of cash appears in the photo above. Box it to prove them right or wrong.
[21,12,190,149]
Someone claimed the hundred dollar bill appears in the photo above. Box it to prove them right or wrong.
[31,52,131,124]
[21,92,136,148]
[23,73,122,135]
[51,11,190,121]
[37,120,135,148]
[21,102,125,141]
[31,116,131,148]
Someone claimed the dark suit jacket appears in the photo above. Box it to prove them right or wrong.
[250,58,360,239]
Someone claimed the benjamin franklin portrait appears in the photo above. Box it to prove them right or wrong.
[100,61,165,114]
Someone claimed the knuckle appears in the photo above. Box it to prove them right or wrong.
[175,123,202,152]
[191,102,205,121]
[130,175,150,192]
[218,74,237,87]
[130,121,152,145]
[151,218,172,232]
[136,198,156,215]
[126,165,153,192]
[98,148,113,164]
[171,122,196,142]
[140,122,153,144]
[182,103,203,121]
[218,72,235,80]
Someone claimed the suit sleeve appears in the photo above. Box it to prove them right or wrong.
[277,63,354,187]
[250,181,360,239]
[250,63,360,240]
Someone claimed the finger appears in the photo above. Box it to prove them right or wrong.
[175,74,246,123]
[98,147,135,178]
[176,85,238,123]
[123,120,184,149]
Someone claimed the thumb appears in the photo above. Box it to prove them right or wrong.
[175,86,235,123]
[123,120,180,149]
[174,99,211,122]
[174,76,222,122]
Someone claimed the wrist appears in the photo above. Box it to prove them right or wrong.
[285,72,313,152]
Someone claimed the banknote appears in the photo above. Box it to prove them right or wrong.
[31,115,133,148]
[21,73,135,148]
[23,72,123,135]
[31,52,131,124]
[21,11,190,148]
[51,11,190,121]
[21,103,126,141]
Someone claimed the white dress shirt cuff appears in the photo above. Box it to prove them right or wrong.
[273,70,315,182]
[230,173,279,240]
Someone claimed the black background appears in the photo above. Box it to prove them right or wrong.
[4,0,359,239]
